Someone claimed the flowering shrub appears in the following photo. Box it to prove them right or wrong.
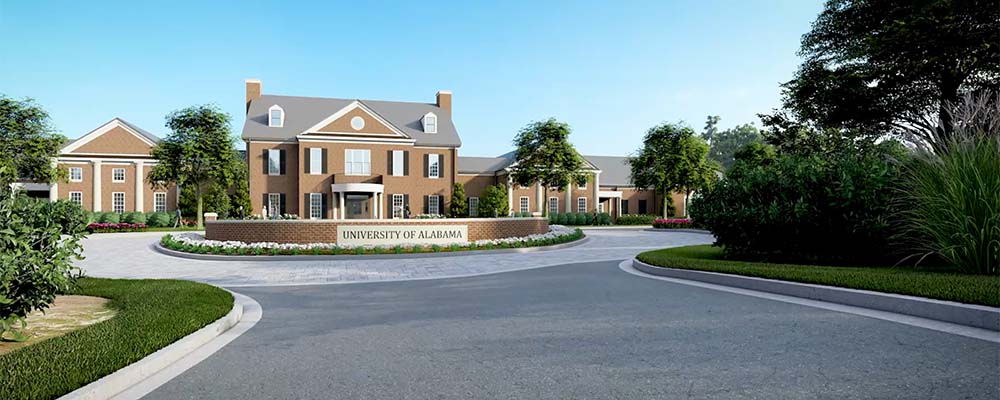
[652,218,692,229]
[160,225,583,256]
[86,223,147,233]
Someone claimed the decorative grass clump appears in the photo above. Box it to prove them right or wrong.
[0,278,233,399]
[636,245,1000,307]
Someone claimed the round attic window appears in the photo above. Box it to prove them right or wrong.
[350,116,365,130]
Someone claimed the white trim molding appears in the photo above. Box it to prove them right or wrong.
[299,100,410,139]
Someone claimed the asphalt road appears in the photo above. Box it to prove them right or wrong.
[145,260,1000,400]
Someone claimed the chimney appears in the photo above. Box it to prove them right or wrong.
[245,79,262,113]
[436,90,452,113]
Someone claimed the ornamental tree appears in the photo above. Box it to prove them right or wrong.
[449,182,467,217]
[701,116,763,171]
[148,105,241,228]
[781,0,999,141]
[478,184,509,218]
[630,123,716,217]
[0,95,66,188]
[508,119,588,216]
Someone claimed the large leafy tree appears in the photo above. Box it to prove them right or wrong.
[149,105,240,228]
[508,119,588,216]
[700,116,763,170]
[0,96,85,340]
[630,123,716,217]
[781,0,1000,140]
[0,95,66,188]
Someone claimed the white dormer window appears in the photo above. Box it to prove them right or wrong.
[268,105,284,127]
[422,112,437,133]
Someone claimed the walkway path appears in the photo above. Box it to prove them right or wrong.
[75,229,713,286]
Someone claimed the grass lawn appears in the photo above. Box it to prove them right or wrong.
[636,245,1000,307]
[0,278,233,400]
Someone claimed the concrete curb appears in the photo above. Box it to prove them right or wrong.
[642,228,712,234]
[152,235,589,261]
[59,290,255,400]
[632,258,1000,332]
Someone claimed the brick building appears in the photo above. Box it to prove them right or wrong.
[243,79,683,220]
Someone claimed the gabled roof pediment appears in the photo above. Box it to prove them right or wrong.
[303,101,409,138]
[61,118,159,156]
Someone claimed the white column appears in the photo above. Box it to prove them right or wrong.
[92,160,102,211]
[565,186,571,213]
[338,192,344,220]
[374,193,380,219]
[134,161,144,212]
[49,159,59,201]
[506,181,513,216]
[617,197,622,217]
[592,172,601,212]
[535,183,543,215]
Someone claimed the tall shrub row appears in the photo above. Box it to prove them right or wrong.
[691,140,905,264]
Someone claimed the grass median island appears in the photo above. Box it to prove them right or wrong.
[636,245,1000,307]
[0,278,233,400]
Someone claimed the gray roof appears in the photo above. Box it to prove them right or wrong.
[583,155,633,186]
[457,156,512,174]
[242,95,461,147]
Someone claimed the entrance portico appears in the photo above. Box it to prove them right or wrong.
[331,183,385,219]
[598,190,623,218]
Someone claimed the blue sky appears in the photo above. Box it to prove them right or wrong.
[1,0,822,157]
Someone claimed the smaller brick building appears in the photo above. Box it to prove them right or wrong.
[40,118,178,213]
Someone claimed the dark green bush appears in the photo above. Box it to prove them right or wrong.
[556,213,567,225]
[98,212,120,224]
[690,140,905,264]
[147,212,171,228]
[596,213,612,225]
[615,214,657,225]
[574,212,586,225]
[122,212,146,224]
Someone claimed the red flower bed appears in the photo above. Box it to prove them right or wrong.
[652,218,692,229]
[86,223,148,233]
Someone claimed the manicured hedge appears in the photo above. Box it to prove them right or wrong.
[0,278,233,399]
[85,223,147,233]
[96,212,119,224]
[636,245,999,307]
[615,214,658,225]
[546,212,612,226]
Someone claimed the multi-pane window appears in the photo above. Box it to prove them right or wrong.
[268,106,283,127]
[468,197,479,217]
[69,167,83,182]
[392,150,404,176]
[268,149,281,175]
[69,191,83,206]
[309,148,322,174]
[154,192,167,212]
[112,192,125,213]
[112,168,125,183]
[428,195,440,215]
[309,193,322,219]
[519,196,529,213]
[423,113,437,133]
[598,203,604,213]
[577,197,587,212]
[548,197,558,215]
[427,154,440,178]
[621,199,629,214]
[268,193,282,217]
[392,194,404,218]
[344,149,370,175]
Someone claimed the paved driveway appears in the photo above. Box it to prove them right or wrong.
[144,260,1000,400]
[76,228,712,285]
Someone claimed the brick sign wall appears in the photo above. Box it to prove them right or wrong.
[205,218,548,244]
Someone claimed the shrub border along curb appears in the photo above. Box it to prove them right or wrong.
[642,228,713,234]
[153,235,589,261]
[631,258,1000,332]
[58,291,258,400]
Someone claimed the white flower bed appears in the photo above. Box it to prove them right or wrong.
[165,225,578,251]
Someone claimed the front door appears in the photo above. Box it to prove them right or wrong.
[345,195,370,219]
